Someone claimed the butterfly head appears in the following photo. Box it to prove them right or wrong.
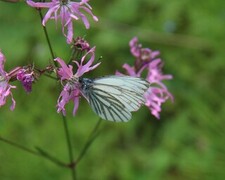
[79,78,93,89]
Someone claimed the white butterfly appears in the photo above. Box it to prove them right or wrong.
[79,75,150,122]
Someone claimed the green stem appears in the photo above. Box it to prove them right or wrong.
[35,147,67,167]
[0,136,38,155]
[0,136,66,167]
[68,48,77,64]
[76,118,103,165]
[68,48,82,65]
[62,116,76,180]
[38,8,75,179]
[38,9,57,66]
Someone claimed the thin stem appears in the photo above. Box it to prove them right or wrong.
[62,115,76,180]
[0,136,39,155]
[35,147,67,167]
[38,9,75,178]
[76,118,103,165]
[68,48,82,65]
[87,118,103,140]
[0,136,66,167]
[38,9,57,66]
[68,48,77,64]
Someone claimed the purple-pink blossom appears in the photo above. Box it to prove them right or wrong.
[27,0,98,44]
[73,36,91,52]
[0,50,16,110]
[129,37,160,71]
[55,47,100,115]
[117,37,173,119]
[17,68,35,93]
[144,59,173,119]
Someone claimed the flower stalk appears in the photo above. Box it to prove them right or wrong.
[62,115,76,179]
[38,9,56,64]
[76,118,103,165]
[0,136,66,167]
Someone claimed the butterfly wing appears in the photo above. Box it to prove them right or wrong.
[81,75,149,122]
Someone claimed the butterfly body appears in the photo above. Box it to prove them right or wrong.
[79,75,150,122]
[79,78,93,97]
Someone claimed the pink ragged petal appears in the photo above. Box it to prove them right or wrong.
[79,6,98,22]
[122,64,137,76]
[146,86,173,119]
[0,83,16,110]
[0,49,6,72]
[55,58,73,79]
[26,0,56,8]
[42,6,60,26]
[66,22,74,44]
[161,74,173,81]
[56,84,81,116]
[57,88,70,115]
[115,71,124,76]
[93,15,98,22]
[129,37,138,47]
[149,58,161,68]
[70,14,79,20]
[151,109,160,119]
[79,12,90,29]
[80,0,91,9]
[60,6,71,26]
[88,62,101,71]
[150,50,160,59]
[75,47,99,77]
[72,96,80,116]
[10,92,16,111]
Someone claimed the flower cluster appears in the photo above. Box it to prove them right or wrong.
[27,0,98,44]
[0,37,98,114]
[72,36,91,52]
[55,47,100,115]
[0,51,40,110]
[117,37,173,119]
[0,50,16,110]
[0,1,173,121]
[17,67,37,93]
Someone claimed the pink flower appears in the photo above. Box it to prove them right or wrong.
[117,37,173,119]
[144,59,173,119]
[130,37,160,71]
[73,36,91,52]
[17,68,35,93]
[27,0,98,44]
[116,63,145,77]
[55,47,100,115]
[0,50,16,110]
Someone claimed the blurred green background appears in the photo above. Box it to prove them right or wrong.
[0,0,224,179]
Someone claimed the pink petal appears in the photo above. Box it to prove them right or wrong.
[66,21,74,44]
[10,92,16,111]
[122,64,136,76]
[0,50,6,74]
[26,0,55,8]
[42,5,60,26]
[75,47,100,77]
[72,96,80,116]
[54,58,73,80]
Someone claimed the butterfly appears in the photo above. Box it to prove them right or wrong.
[79,75,150,122]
